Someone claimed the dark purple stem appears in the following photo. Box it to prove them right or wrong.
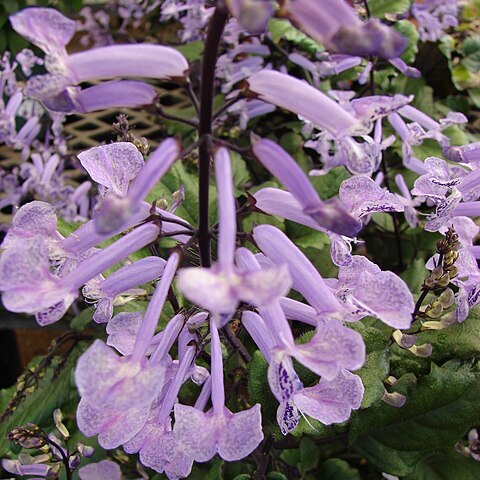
[198,6,229,267]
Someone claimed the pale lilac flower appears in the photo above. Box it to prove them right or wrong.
[253,224,413,329]
[16,48,43,76]
[411,157,467,201]
[252,174,401,236]
[444,142,480,165]
[253,138,361,236]
[10,7,189,113]
[394,174,422,228]
[334,256,415,329]
[242,307,363,435]
[224,0,274,33]
[0,222,160,324]
[1,458,58,477]
[389,57,421,78]
[77,7,113,48]
[338,175,404,222]
[247,70,362,137]
[174,317,264,462]
[237,233,365,381]
[225,98,275,130]
[79,139,180,234]
[161,0,213,43]
[281,0,406,58]
[123,338,199,478]
[83,256,167,323]
[177,148,291,320]
[78,460,121,480]
[411,0,459,42]
[387,109,467,173]
[75,253,180,410]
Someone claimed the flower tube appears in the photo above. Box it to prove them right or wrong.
[177,148,291,319]
[0,222,159,325]
[253,138,361,236]
[173,317,264,462]
[10,7,189,113]
[280,0,406,59]
[247,70,361,137]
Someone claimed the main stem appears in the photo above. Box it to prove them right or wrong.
[198,6,228,267]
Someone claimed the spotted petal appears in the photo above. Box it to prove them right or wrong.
[294,319,366,380]
[10,7,76,54]
[294,369,364,424]
[78,142,144,198]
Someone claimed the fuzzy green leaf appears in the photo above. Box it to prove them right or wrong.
[350,364,480,476]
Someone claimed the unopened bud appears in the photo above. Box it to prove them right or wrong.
[438,288,455,308]
[424,276,435,288]
[77,443,95,458]
[422,320,446,330]
[448,265,458,278]
[382,390,406,408]
[437,274,451,287]
[408,343,432,357]
[425,301,443,318]
[157,195,168,211]
[440,311,457,326]
[432,266,443,280]
[8,424,45,449]
[69,453,81,469]
[384,376,398,386]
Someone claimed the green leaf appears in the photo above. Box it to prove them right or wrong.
[266,473,288,480]
[462,36,480,73]
[146,161,217,225]
[350,322,390,408]
[310,168,350,200]
[350,364,480,476]
[320,459,362,480]
[0,344,87,456]
[395,19,420,63]
[57,217,83,238]
[403,453,480,480]
[369,0,411,17]
[415,307,480,362]
[298,437,320,475]
[231,151,251,196]
[268,18,323,54]
[248,351,277,420]
[174,40,204,62]
[286,223,330,250]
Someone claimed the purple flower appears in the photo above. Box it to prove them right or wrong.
[411,0,459,42]
[75,253,180,410]
[242,310,363,435]
[78,460,121,480]
[236,244,365,380]
[83,256,166,324]
[338,175,404,221]
[444,142,480,164]
[0,222,160,324]
[335,256,415,329]
[225,0,274,33]
[10,7,189,112]
[79,139,181,234]
[1,458,58,477]
[252,138,361,236]
[281,0,406,58]
[174,318,264,462]
[177,148,291,319]
[247,70,362,137]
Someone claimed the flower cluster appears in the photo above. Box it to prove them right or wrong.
[1,0,479,479]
